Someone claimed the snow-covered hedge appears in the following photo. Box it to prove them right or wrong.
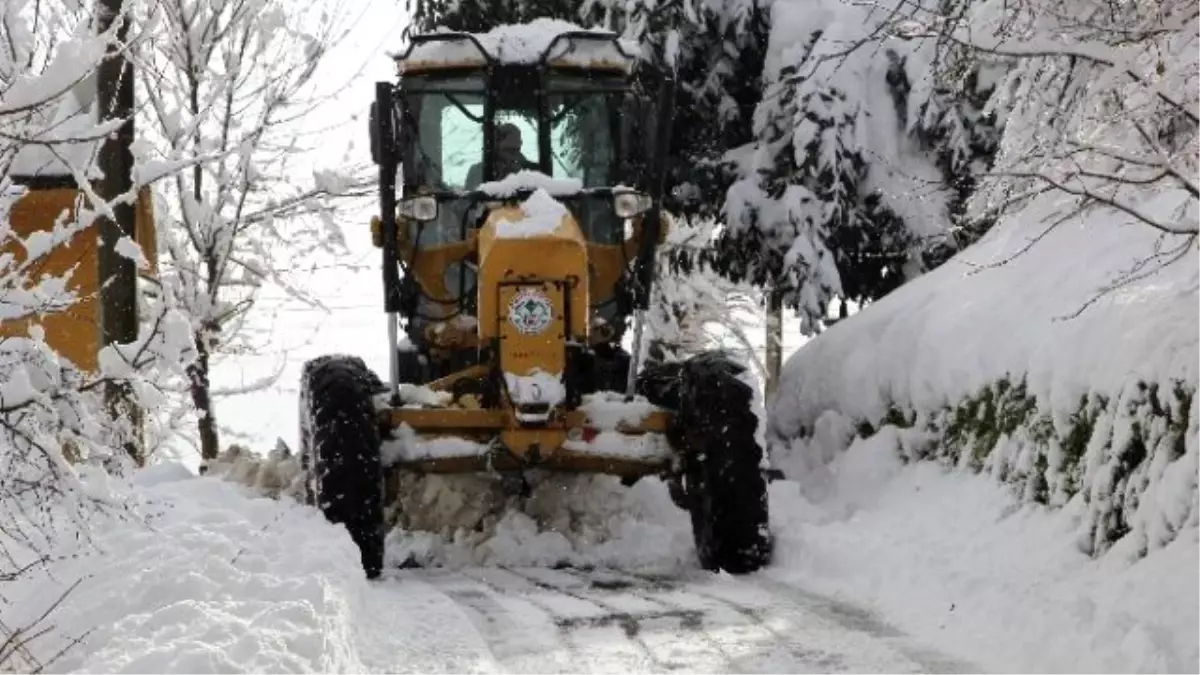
[769,192,1199,559]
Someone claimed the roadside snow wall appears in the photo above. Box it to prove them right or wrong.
[769,191,1199,558]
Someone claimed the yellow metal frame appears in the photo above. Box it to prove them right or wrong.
[0,184,158,372]
[382,405,675,477]
[368,162,677,479]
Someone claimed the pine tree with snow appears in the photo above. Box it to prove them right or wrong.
[717,0,1005,332]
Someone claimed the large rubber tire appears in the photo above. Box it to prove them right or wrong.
[647,352,772,574]
[299,355,385,579]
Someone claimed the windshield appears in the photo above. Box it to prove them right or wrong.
[399,71,626,247]
[547,77,619,188]
[402,72,621,189]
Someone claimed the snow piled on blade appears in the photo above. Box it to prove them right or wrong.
[491,189,576,239]
[381,423,487,465]
[562,431,673,461]
[577,392,658,430]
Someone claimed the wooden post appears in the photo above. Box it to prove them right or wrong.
[765,287,783,399]
[95,0,142,465]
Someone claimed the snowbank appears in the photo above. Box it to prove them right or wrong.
[771,191,1198,433]
[3,464,368,673]
[770,192,1199,555]
[767,445,1200,673]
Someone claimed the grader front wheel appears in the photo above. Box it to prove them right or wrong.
[299,355,386,579]
[645,352,773,574]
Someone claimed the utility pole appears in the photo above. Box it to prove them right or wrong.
[95,0,142,465]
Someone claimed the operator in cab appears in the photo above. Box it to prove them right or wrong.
[466,121,538,187]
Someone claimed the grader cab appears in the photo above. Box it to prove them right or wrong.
[298,22,771,579]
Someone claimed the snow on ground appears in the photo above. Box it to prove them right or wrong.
[3,465,367,673]
[0,458,982,674]
[767,437,1200,674]
[10,453,1195,673]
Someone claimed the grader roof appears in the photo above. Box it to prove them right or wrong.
[392,19,639,75]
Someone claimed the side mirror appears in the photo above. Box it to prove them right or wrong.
[369,100,382,165]
[369,95,405,167]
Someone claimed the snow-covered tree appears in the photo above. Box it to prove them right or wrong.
[715,0,1005,334]
[131,0,368,463]
[906,0,1198,291]
[647,217,764,378]
[0,3,198,667]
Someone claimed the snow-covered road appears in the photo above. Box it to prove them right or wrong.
[355,565,971,674]
[6,458,1195,673]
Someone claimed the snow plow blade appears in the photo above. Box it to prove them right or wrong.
[380,407,675,478]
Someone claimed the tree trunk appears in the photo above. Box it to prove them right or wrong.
[190,329,220,465]
[95,0,141,465]
[765,289,783,399]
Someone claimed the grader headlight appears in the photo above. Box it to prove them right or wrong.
[398,195,439,222]
[613,189,652,218]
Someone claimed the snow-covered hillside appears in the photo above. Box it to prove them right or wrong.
[769,187,1198,549]
[769,189,1198,436]
[765,189,1199,671]
[768,0,1200,562]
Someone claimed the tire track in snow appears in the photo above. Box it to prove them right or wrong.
[460,566,660,673]
[745,576,982,674]
[554,567,853,673]
[356,573,503,673]
[415,570,580,673]
[554,566,802,671]
[501,566,725,673]
[626,570,980,674]
[375,565,977,673]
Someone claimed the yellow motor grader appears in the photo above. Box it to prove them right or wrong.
[299,23,771,579]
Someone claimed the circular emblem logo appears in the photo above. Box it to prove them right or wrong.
[508,288,553,335]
